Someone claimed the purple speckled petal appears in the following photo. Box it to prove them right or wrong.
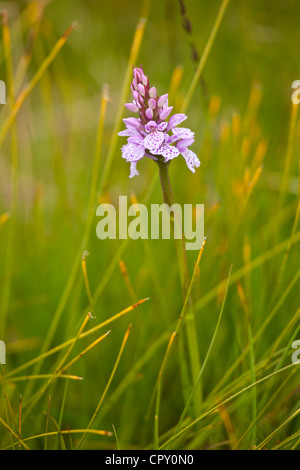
[172,127,194,139]
[181,149,201,173]
[145,121,157,133]
[121,143,145,162]
[127,134,144,145]
[129,161,139,178]
[157,121,168,132]
[167,113,187,131]
[159,144,180,162]
[144,131,165,152]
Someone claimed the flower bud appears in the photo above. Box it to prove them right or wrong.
[133,68,142,82]
[159,106,173,120]
[123,117,141,129]
[132,90,139,102]
[148,98,156,109]
[137,83,145,96]
[145,107,153,119]
[149,87,157,98]
[132,78,138,90]
[157,93,168,108]
[125,102,139,113]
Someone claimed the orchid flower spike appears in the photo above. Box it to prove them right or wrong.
[119,66,200,178]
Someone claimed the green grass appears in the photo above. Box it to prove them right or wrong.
[0,0,300,450]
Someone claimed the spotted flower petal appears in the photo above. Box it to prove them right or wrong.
[129,161,139,178]
[181,149,201,173]
[157,121,168,132]
[127,134,144,145]
[158,144,180,162]
[144,131,165,153]
[171,127,195,140]
[145,120,157,133]
[121,143,145,162]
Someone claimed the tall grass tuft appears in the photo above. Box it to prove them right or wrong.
[0,0,299,450]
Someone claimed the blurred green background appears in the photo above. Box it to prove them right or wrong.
[0,0,299,450]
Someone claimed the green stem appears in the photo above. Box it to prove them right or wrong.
[157,160,188,289]
[157,159,202,414]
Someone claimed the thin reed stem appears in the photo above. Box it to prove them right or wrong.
[157,159,202,415]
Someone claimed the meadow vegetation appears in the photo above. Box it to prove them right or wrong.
[0,0,299,450]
